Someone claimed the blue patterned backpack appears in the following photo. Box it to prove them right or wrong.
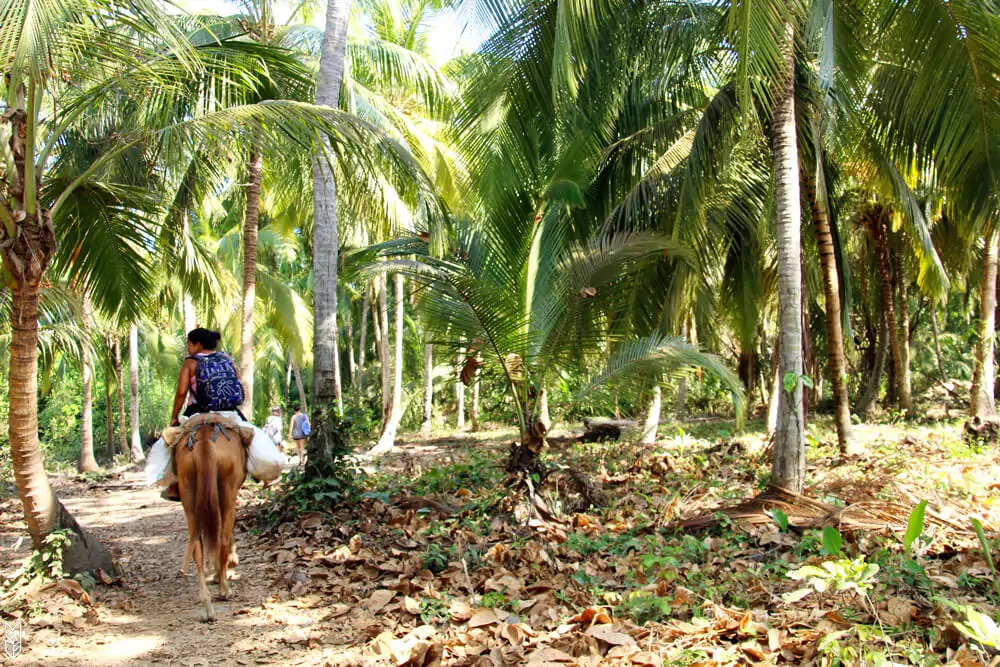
[190,352,245,411]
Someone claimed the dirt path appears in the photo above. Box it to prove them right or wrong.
[2,473,343,667]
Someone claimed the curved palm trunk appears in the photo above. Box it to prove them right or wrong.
[771,22,805,492]
[421,343,433,434]
[79,293,99,473]
[536,384,550,431]
[114,338,128,456]
[641,386,661,446]
[307,0,352,474]
[105,377,115,459]
[871,207,910,412]
[240,147,263,420]
[804,169,855,454]
[373,274,405,453]
[971,230,999,418]
[2,175,115,573]
[128,326,144,462]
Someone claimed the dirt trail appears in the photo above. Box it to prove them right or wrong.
[1,473,339,667]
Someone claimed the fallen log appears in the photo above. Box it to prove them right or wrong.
[580,418,636,443]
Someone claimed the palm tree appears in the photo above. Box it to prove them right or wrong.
[971,231,999,419]
[308,0,353,472]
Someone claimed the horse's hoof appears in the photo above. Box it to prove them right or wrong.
[179,568,191,577]
[199,610,216,623]
[216,590,234,601]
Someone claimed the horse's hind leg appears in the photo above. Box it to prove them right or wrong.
[193,536,216,622]
[216,484,237,601]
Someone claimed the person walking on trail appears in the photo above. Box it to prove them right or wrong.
[264,406,283,447]
[289,404,310,468]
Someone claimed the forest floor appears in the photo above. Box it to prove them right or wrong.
[2,417,1000,666]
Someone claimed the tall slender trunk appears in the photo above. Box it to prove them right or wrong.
[286,355,293,398]
[471,358,481,432]
[310,0,351,447]
[971,231,999,418]
[357,285,370,388]
[855,313,888,418]
[182,210,196,334]
[456,349,465,430]
[373,274,405,453]
[421,343,433,434]
[114,338,128,457]
[128,326,144,462]
[641,386,661,446]
[871,207,908,412]
[291,358,309,416]
[346,303,356,386]
[930,303,946,380]
[378,274,391,427]
[895,251,913,412]
[105,375,115,459]
[804,166,854,453]
[676,322,688,419]
[240,147,263,420]
[771,22,805,492]
[800,254,812,421]
[79,294,99,473]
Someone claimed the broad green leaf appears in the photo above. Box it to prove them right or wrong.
[903,500,928,552]
[822,525,842,557]
[770,509,790,532]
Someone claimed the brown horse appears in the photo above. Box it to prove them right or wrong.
[174,424,247,622]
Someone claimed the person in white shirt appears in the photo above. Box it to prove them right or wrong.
[264,406,283,447]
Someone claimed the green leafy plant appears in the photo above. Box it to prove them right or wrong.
[940,599,1000,650]
[903,500,928,552]
[822,525,843,557]
[769,508,790,532]
[971,517,1000,595]
[783,557,880,602]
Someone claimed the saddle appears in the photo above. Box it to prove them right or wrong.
[162,413,255,452]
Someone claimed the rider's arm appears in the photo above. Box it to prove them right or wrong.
[170,359,195,426]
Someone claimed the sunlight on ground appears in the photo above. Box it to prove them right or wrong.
[30,634,163,666]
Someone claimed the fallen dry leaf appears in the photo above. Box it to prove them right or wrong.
[468,608,500,628]
[631,651,664,667]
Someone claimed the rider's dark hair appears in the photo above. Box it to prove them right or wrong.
[187,328,222,350]
[292,403,301,411]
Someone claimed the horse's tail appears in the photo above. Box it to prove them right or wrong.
[195,432,220,564]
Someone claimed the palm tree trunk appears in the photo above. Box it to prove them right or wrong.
[291,357,309,416]
[971,230,999,418]
[641,386,661,446]
[378,274,391,427]
[181,210,196,334]
[240,147,263,420]
[421,343,433,434]
[105,375,115,459]
[894,252,913,412]
[471,358,481,432]
[2,102,115,574]
[871,207,905,410]
[771,22,805,492]
[804,168,855,453]
[676,376,687,419]
[801,254,813,420]
[79,293,99,473]
[456,348,466,430]
[128,326,144,462]
[855,313,888,418]
[537,384,551,431]
[357,285,370,388]
[310,0,351,447]
[930,303,946,380]
[114,338,128,457]
[374,274,405,453]
[346,302,356,386]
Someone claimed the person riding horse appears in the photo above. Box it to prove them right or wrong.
[163,329,245,501]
